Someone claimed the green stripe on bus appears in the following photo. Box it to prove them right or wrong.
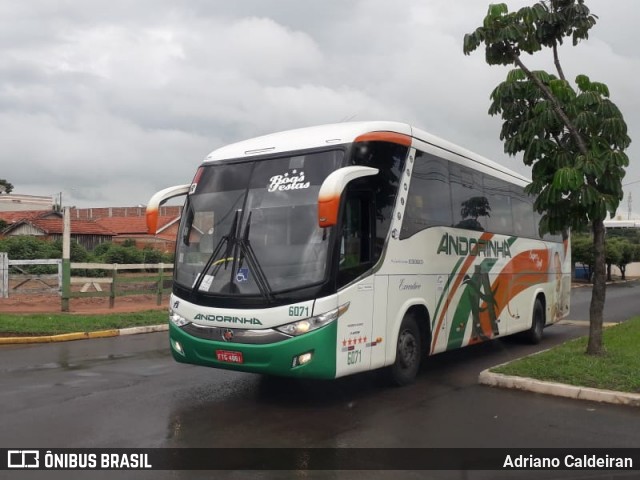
[432,256,465,331]
[446,258,497,350]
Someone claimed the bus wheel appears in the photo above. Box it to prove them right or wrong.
[387,314,422,386]
[524,298,545,344]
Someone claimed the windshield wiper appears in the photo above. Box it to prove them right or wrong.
[237,212,274,303]
[191,209,274,303]
[192,209,240,294]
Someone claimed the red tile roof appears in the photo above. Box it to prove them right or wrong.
[95,216,177,235]
[0,210,58,223]
[5,218,115,236]
[1,207,181,238]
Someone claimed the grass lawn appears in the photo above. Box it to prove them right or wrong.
[493,316,640,394]
[0,311,167,336]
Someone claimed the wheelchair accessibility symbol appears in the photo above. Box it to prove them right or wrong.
[236,268,249,283]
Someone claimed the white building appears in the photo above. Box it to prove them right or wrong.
[0,194,53,212]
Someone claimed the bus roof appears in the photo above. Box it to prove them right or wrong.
[203,121,530,185]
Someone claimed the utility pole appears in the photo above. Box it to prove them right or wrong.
[628,192,632,220]
[61,207,71,312]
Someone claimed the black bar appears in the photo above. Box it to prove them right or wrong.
[1,448,639,471]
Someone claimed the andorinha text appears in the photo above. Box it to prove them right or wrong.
[437,233,512,258]
[193,314,262,325]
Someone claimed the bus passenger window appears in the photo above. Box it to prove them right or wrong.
[483,175,512,235]
[451,165,488,231]
[400,153,451,239]
[511,186,536,238]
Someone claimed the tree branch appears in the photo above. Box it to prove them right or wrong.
[512,54,589,156]
[553,42,566,81]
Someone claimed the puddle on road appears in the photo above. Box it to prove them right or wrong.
[1,350,169,374]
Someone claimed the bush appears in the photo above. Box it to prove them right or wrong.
[141,246,164,264]
[92,242,113,257]
[91,243,173,266]
[102,245,143,264]
[50,239,89,262]
[0,236,59,259]
[0,236,172,276]
[0,236,59,274]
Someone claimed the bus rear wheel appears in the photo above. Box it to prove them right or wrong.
[387,313,422,386]
[523,298,545,344]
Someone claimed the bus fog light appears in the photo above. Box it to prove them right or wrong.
[292,351,313,367]
[172,340,185,356]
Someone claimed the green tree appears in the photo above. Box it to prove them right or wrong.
[464,1,631,355]
[604,238,622,282]
[608,228,640,244]
[572,233,594,279]
[611,237,637,281]
[0,179,13,194]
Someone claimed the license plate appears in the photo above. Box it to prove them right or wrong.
[216,350,244,364]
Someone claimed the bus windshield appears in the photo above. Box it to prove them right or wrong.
[175,149,345,297]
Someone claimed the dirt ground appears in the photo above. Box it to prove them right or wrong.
[0,293,168,315]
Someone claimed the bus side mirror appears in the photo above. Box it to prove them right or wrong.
[318,166,378,228]
[146,184,191,234]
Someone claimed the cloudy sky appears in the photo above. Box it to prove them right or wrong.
[2,0,639,217]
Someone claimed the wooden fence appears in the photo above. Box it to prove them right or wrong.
[66,262,174,308]
[0,253,173,310]
[0,254,62,297]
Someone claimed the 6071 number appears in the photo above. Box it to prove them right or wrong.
[347,350,362,365]
[288,306,310,317]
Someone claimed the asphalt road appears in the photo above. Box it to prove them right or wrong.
[568,279,640,323]
[1,281,639,480]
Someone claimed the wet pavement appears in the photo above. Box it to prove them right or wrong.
[1,281,639,479]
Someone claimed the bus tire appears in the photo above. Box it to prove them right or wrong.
[387,313,422,386]
[524,298,545,345]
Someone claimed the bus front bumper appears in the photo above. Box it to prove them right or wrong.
[169,322,337,379]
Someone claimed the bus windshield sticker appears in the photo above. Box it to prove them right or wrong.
[199,275,214,291]
[267,170,310,192]
[236,268,249,283]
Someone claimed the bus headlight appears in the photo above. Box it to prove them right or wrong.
[170,310,191,327]
[276,303,349,336]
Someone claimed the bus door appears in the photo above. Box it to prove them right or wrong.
[335,190,377,377]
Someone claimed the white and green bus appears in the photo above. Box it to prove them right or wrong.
[147,121,570,385]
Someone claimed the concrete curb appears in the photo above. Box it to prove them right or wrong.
[571,278,636,289]
[119,325,169,336]
[479,367,640,408]
[0,324,168,345]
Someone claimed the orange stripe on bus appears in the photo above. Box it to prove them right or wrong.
[470,249,550,344]
[354,131,412,147]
